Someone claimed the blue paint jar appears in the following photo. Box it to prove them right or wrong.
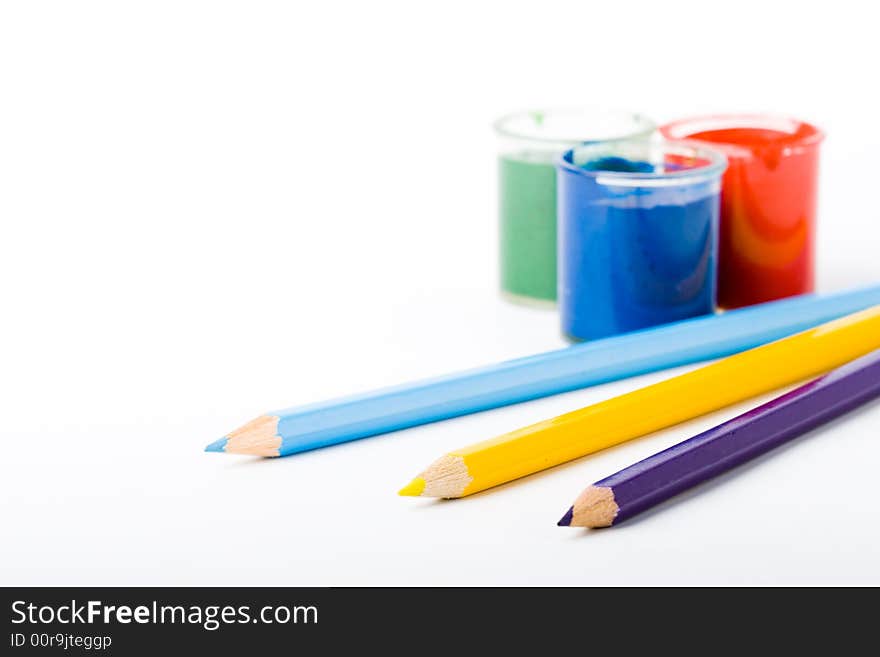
[557,140,727,341]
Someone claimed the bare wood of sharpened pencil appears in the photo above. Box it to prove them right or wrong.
[400,456,473,498]
[568,487,619,528]
[223,415,281,457]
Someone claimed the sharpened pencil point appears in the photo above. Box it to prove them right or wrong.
[398,477,426,497]
[215,415,282,457]
[205,438,228,453]
[557,507,574,527]
[401,455,473,498]
[566,486,619,528]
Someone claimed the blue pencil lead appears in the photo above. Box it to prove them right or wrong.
[204,438,228,453]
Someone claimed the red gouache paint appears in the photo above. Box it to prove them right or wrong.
[661,115,824,309]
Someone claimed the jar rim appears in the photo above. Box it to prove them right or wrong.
[557,138,727,187]
[493,108,656,145]
[659,114,824,157]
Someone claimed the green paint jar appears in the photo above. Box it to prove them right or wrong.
[495,110,655,305]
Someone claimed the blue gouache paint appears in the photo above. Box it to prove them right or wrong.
[557,140,727,341]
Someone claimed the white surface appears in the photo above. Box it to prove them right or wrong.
[1,1,879,586]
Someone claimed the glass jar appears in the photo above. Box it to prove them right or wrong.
[660,115,824,309]
[557,138,726,341]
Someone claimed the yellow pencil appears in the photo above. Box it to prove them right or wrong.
[399,305,880,499]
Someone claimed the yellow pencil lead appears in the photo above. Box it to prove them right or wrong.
[398,477,426,497]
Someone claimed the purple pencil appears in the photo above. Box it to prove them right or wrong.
[558,348,880,529]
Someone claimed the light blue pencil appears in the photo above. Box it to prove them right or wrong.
[206,285,880,457]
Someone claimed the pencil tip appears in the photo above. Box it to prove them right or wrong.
[567,486,619,528]
[557,507,574,527]
[205,438,228,453]
[402,455,473,498]
[219,415,282,456]
[398,477,426,497]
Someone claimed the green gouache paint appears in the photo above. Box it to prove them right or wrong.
[499,153,559,303]
[494,110,656,305]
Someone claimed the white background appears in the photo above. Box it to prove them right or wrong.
[2,1,879,586]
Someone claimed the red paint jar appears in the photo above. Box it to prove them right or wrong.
[660,115,824,309]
